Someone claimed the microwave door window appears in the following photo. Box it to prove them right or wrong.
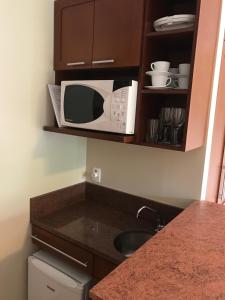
[64,85,104,124]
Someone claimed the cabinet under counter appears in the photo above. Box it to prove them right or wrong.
[30,182,182,280]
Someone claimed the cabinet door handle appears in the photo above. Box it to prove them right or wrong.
[66,62,85,66]
[92,59,115,65]
[31,235,88,268]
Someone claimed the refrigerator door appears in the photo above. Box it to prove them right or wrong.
[28,257,84,300]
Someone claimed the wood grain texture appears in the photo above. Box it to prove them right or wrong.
[92,0,145,68]
[206,42,225,203]
[185,0,222,151]
[43,126,135,143]
[54,0,94,70]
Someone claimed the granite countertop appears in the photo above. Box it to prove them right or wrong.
[32,200,154,265]
[90,201,225,300]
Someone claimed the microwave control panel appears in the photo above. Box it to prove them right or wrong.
[111,89,128,129]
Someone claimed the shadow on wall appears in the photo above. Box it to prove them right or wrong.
[86,139,206,207]
[32,131,87,175]
[0,214,33,300]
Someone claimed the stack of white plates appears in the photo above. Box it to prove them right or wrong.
[154,14,195,32]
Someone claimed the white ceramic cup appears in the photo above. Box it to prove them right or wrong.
[151,61,170,72]
[177,76,189,89]
[179,64,191,75]
[151,73,172,87]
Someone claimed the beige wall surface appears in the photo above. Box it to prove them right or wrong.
[0,1,86,300]
[86,139,206,208]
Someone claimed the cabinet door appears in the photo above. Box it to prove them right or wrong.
[92,0,145,68]
[54,0,94,70]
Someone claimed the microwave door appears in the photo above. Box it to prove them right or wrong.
[63,85,105,125]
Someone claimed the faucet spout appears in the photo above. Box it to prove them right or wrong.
[136,205,164,232]
[136,206,157,219]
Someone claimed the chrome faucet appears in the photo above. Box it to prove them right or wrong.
[136,206,164,232]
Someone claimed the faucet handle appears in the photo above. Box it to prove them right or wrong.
[155,223,164,233]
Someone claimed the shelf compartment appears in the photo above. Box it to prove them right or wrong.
[43,126,135,143]
[146,0,198,33]
[135,94,187,146]
[142,88,188,95]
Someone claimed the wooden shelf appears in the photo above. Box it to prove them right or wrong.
[146,28,194,39]
[43,126,135,143]
[141,88,189,95]
[140,142,184,152]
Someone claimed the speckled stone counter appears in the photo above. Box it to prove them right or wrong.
[90,201,225,300]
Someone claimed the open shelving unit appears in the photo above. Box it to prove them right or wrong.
[135,0,201,151]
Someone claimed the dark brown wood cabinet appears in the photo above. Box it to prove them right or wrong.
[54,0,145,70]
[47,0,222,151]
[92,0,144,68]
[54,0,94,70]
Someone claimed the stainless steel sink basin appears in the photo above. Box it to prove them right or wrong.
[114,231,153,257]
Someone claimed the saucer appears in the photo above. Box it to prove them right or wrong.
[144,86,170,90]
[174,87,189,90]
[171,73,189,78]
[146,71,171,76]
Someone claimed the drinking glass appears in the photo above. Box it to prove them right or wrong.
[159,107,174,143]
[171,108,186,145]
[146,119,159,144]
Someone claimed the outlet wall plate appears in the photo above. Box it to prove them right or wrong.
[91,168,102,183]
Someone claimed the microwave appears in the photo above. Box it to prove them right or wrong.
[60,80,138,134]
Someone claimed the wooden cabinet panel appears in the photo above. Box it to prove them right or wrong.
[54,0,94,70]
[32,225,94,274]
[206,42,225,202]
[92,0,145,68]
[184,0,222,151]
[93,256,117,280]
[32,225,119,280]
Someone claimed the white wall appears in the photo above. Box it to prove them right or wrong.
[86,139,206,208]
[0,1,86,299]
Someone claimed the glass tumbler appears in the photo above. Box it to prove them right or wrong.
[146,119,159,144]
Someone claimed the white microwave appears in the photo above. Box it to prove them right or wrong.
[60,80,138,134]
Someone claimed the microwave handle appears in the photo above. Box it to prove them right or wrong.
[67,62,85,66]
[92,59,115,65]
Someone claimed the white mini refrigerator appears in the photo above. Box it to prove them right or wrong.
[28,250,92,300]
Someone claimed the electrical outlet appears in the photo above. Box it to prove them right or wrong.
[91,168,102,183]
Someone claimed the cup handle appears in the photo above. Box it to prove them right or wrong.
[165,77,172,87]
[151,63,155,71]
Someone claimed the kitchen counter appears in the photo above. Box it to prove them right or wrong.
[90,201,225,300]
[32,200,154,265]
[31,183,181,266]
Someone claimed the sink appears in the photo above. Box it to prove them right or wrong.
[114,231,153,257]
